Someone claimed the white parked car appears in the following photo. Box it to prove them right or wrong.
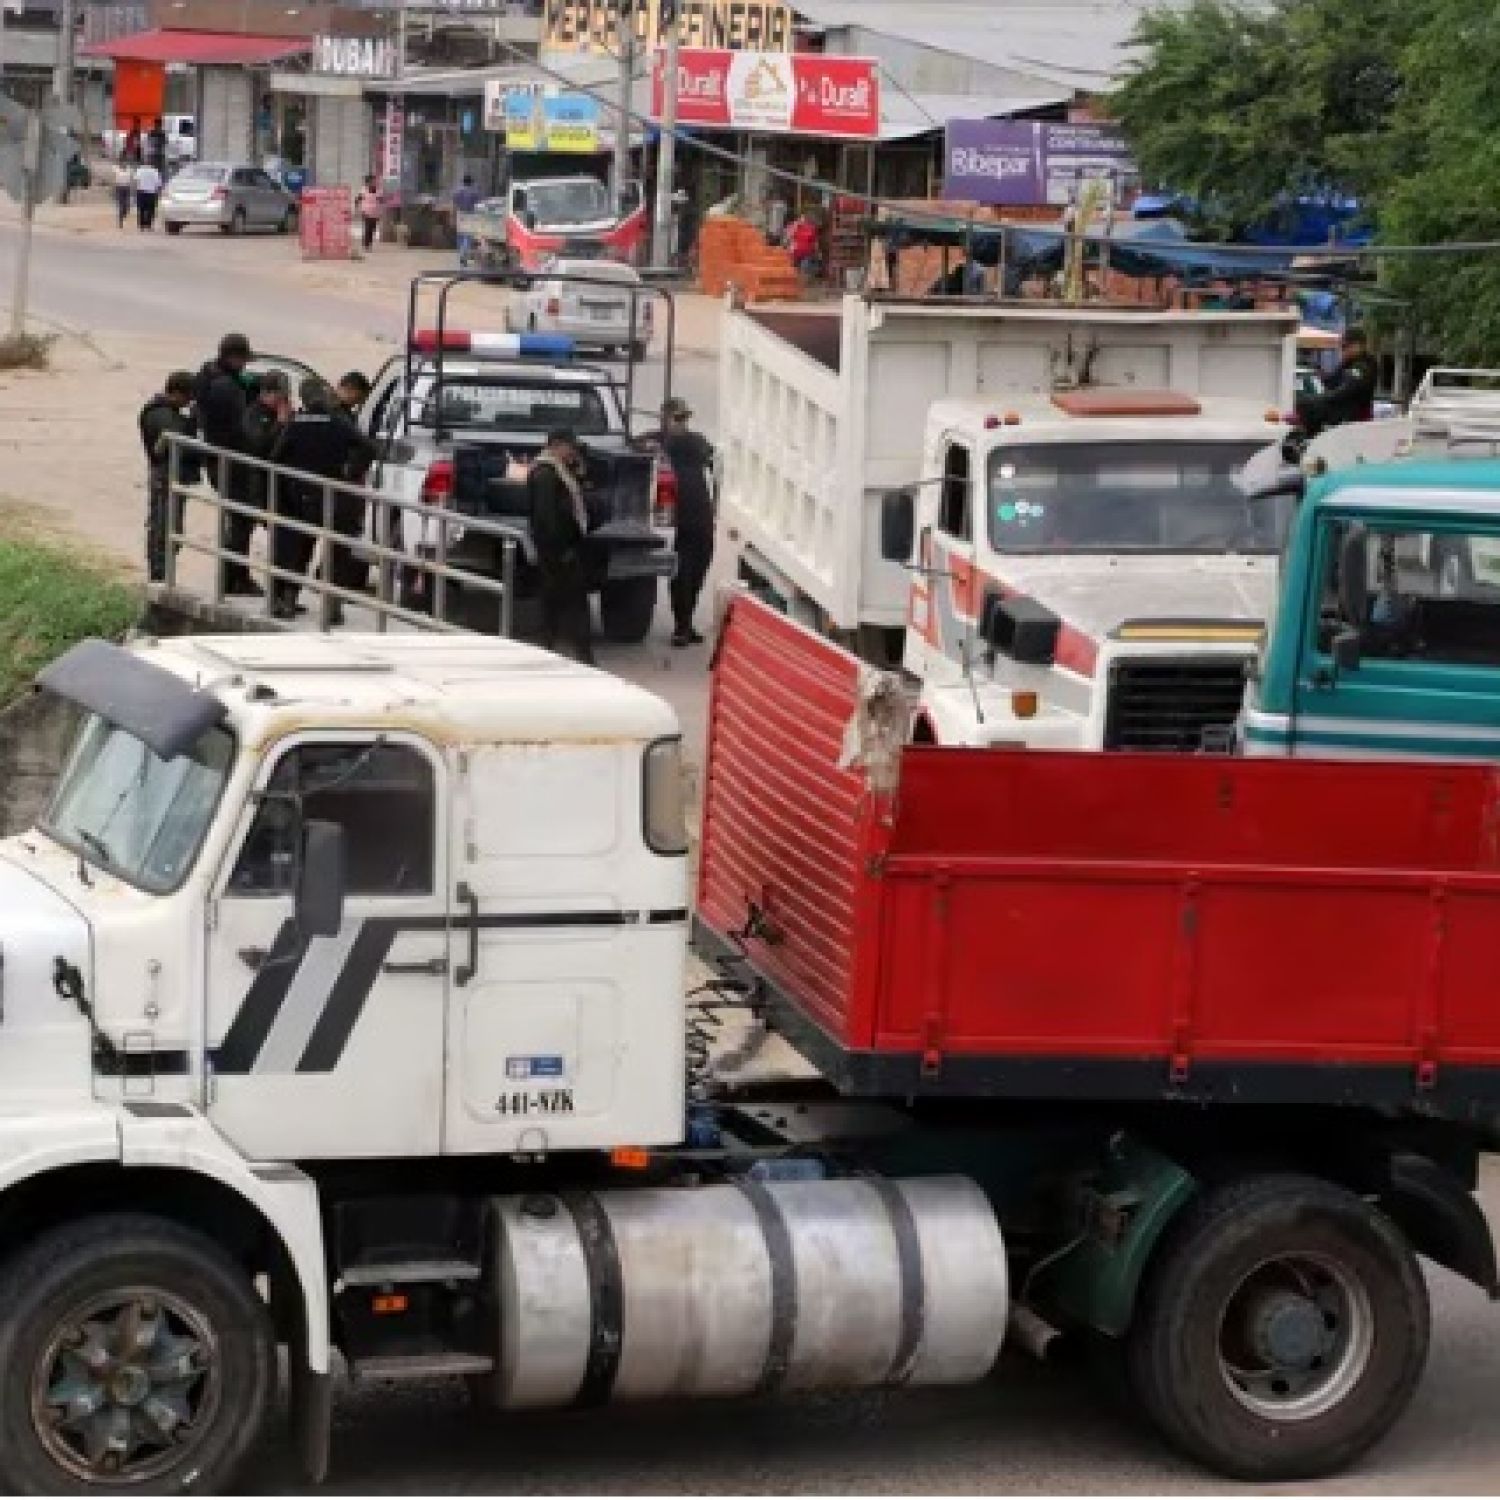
[504,256,652,360]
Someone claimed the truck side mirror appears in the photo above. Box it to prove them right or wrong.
[1338,525,1370,631]
[296,819,346,939]
[880,488,915,562]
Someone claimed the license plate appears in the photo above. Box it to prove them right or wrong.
[582,302,619,321]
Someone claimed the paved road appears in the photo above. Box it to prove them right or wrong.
[251,1260,1500,1494]
[9,205,1500,1495]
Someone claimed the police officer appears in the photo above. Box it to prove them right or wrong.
[1300,328,1379,436]
[269,379,376,621]
[195,332,258,595]
[138,370,197,583]
[529,428,595,664]
[660,397,716,648]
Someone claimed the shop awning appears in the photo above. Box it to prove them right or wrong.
[81,30,312,66]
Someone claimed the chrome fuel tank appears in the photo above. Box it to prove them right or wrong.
[483,1175,1008,1410]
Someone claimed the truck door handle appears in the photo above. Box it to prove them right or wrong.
[382,957,448,977]
[454,882,480,988]
[238,946,269,971]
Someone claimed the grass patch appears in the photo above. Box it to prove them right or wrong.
[0,332,55,371]
[0,534,140,706]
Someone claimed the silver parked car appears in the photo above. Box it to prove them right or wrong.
[162,162,298,236]
[504,256,653,359]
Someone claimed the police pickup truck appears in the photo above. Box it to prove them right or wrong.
[253,328,675,644]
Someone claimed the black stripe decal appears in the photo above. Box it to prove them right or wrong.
[296,922,398,1073]
[563,1193,624,1408]
[123,905,688,1081]
[869,1178,927,1385]
[738,1180,798,1395]
[212,920,307,1073]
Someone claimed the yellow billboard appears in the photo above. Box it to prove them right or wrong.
[543,0,794,56]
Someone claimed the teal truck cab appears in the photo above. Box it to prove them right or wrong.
[1243,459,1500,759]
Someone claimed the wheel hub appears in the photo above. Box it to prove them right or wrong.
[30,1288,221,1485]
[1248,1288,1329,1369]
[1217,1252,1375,1422]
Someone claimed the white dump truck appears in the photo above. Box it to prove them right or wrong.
[719,297,1299,750]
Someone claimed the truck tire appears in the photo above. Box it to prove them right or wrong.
[0,1214,276,1494]
[599,577,657,643]
[1127,1173,1429,1483]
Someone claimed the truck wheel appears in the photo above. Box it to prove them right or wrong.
[600,577,658,643]
[0,1214,276,1494]
[1128,1174,1428,1483]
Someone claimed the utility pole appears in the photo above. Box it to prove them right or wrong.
[52,0,74,202]
[9,112,38,340]
[651,0,678,266]
[612,0,634,211]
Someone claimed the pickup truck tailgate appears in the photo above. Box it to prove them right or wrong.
[697,594,1500,1114]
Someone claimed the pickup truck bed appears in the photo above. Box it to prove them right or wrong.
[697,595,1500,1121]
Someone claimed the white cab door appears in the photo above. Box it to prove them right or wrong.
[205,733,450,1160]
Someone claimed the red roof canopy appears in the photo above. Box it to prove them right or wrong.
[82,30,311,65]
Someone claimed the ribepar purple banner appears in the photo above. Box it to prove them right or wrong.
[943,120,1135,206]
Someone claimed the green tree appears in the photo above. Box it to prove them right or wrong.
[1382,0,1500,360]
[1112,0,1413,237]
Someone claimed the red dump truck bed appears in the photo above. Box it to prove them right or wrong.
[696,596,1500,1118]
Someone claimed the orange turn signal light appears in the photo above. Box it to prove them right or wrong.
[1011,691,1039,719]
[372,1293,409,1315]
[612,1147,652,1170]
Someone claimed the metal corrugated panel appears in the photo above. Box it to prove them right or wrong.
[312,95,371,189]
[697,597,881,1047]
[198,67,252,164]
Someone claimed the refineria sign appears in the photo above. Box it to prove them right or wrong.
[543,0,793,55]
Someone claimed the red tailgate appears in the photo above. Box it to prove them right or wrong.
[697,596,889,1047]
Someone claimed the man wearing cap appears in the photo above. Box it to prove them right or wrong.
[1298,328,1379,436]
[528,428,595,664]
[195,332,260,595]
[660,397,716,648]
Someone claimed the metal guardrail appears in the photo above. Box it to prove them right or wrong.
[161,433,525,636]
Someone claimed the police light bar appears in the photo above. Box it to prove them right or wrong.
[410,330,575,360]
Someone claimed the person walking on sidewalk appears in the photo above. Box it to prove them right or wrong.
[138,371,198,583]
[453,175,481,265]
[659,397,716,647]
[358,176,382,253]
[133,160,162,231]
[112,161,134,228]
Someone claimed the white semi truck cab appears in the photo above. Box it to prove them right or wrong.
[720,297,1298,751]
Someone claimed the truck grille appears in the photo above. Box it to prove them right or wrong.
[1103,656,1249,753]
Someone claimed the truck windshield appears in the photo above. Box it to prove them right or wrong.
[41,715,234,894]
[421,379,612,435]
[989,442,1291,554]
[524,179,610,227]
